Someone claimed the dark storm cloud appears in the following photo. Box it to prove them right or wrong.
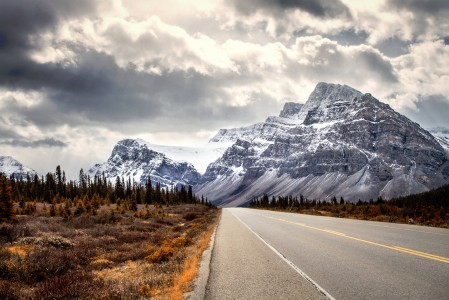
[387,0,449,15]
[0,122,66,148]
[0,0,94,53]
[0,138,67,148]
[0,0,277,131]
[1,40,276,133]
[230,0,351,19]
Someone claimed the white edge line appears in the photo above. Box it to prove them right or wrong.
[233,212,336,300]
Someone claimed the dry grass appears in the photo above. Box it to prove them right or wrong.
[169,215,217,299]
[0,203,219,299]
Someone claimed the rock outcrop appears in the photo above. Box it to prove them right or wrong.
[195,83,449,206]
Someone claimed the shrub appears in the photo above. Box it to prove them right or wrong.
[33,270,101,299]
[0,248,15,280]
[0,279,22,299]
[24,247,77,282]
[17,235,75,249]
[183,213,197,221]
[147,240,175,263]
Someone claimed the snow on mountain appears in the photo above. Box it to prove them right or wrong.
[87,139,202,188]
[279,102,303,118]
[135,139,231,174]
[429,127,449,155]
[196,82,449,206]
[0,156,36,179]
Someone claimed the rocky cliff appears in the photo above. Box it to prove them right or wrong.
[195,83,449,206]
[88,139,201,188]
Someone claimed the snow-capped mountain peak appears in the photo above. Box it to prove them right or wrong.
[296,82,363,124]
[88,139,202,187]
[196,82,449,206]
[134,138,231,174]
[0,156,36,179]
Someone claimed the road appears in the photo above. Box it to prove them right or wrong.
[204,208,449,300]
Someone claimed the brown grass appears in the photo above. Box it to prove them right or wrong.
[0,203,219,299]
[169,213,218,299]
[5,245,31,257]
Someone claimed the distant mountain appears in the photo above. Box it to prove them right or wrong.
[195,82,449,206]
[87,139,204,188]
[428,127,449,155]
[0,156,36,180]
[135,139,231,174]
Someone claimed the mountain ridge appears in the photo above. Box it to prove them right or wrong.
[78,82,449,206]
[87,139,202,188]
[195,83,449,206]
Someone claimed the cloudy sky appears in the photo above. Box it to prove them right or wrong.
[1,0,449,179]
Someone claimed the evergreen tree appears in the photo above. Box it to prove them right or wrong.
[145,178,153,204]
[56,165,63,196]
[115,176,125,200]
[188,185,193,203]
[0,174,14,222]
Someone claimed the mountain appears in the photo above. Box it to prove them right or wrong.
[88,139,203,188]
[135,139,231,174]
[0,156,36,180]
[195,82,449,207]
[429,127,449,155]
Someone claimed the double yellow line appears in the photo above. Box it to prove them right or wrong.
[265,216,449,264]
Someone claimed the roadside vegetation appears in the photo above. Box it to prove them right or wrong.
[0,169,219,299]
[249,183,449,228]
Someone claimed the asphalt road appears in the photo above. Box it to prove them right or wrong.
[204,208,449,300]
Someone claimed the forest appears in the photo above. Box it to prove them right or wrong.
[0,167,218,299]
[0,166,212,223]
[249,184,449,227]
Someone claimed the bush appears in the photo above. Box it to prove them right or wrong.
[33,270,102,299]
[24,247,78,282]
[0,279,22,299]
[0,223,32,244]
[183,213,197,221]
[147,240,175,263]
[0,248,15,280]
[17,235,75,249]
[0,224,16,243]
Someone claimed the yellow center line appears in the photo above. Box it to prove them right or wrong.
[264,216,449,264]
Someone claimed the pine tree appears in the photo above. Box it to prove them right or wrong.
[145,178,153,204]
[115,176,125,200]
[0,174,14,222]
[56,165,63,196]
[188,185,193,203]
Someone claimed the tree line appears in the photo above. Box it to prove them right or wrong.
[0,166,213,222]
[249,184,449,227]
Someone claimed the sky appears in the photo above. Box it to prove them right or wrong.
[1,0,449,179]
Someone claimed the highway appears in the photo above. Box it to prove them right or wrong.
[204,208,449,300]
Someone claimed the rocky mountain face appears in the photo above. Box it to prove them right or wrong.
[88,139,201,188]
[429,127,449,155]
[0,156,36,180]
[196,83,449,207]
